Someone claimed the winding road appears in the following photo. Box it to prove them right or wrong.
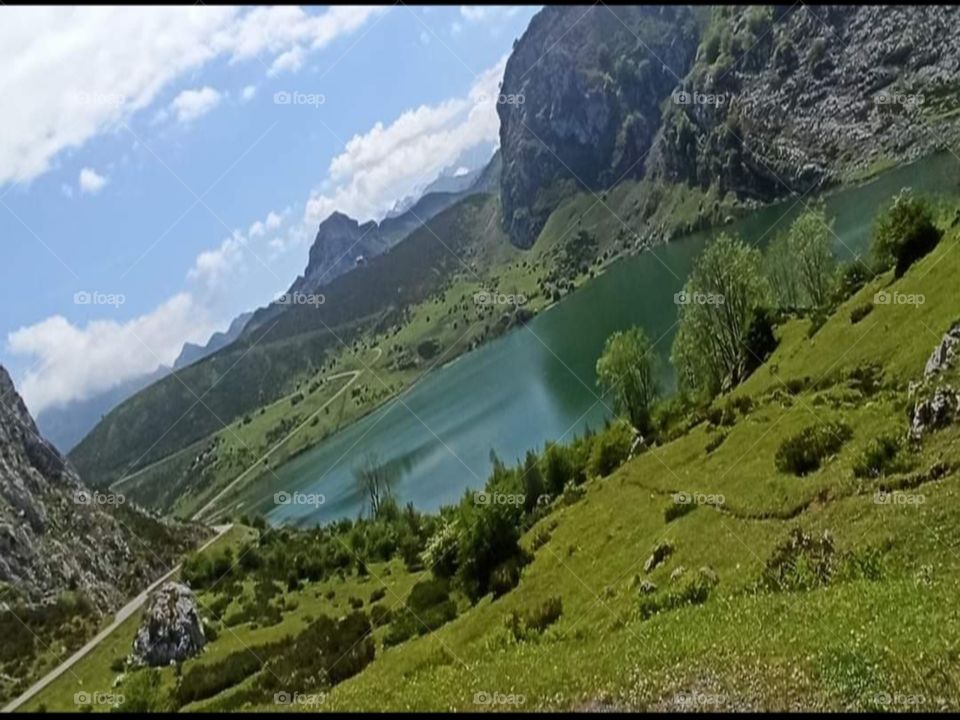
[193,346,381,522]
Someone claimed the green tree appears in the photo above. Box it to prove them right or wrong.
[765,207,835,310]
[871,189,942,278]
[595,326,660,435]
[672,233,769,397]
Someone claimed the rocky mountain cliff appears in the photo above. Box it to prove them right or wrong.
[174,311,253,371]
[497,5,703,247]
[0,366,204,612]
[291,151,502,294]
[498,4,960,248]
[648,5,960,202]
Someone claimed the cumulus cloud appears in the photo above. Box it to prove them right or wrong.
[8,293,215,415]
[188,208,292,289]
[170,86,222,123]
[78,167,108,194]
[305,57,506,225]
[241,84,257,102]
[0,5,385,187]
[268,46,306,76]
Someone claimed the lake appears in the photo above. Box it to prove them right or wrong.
[229,152,960,527]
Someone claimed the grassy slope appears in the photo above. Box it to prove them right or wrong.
[30,209,960,713]
[20,525,256,713]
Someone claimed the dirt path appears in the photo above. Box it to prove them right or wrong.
[2,524,233,714]
[193,347,382,522]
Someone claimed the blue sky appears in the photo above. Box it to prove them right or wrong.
[0,5,539,415]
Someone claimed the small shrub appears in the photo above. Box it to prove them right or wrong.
[759,528,836,592]
[849,303,873,324]
[369,603,392,627]
[369,587,387,604]
[775,421,853,476]
[704,431,728,455]
[871,190,942,277]
[853,432,907,478]
[348,596,364,610]
[664,500,696,523]
[742,306,778,374]
[504,596,563,641]
[587,420,635,477]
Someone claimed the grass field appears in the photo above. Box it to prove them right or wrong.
[26,200,960,713]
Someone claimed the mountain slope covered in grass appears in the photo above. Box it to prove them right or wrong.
[28,196,960,713]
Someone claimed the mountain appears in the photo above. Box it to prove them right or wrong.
[0,366,203,612]
[35,365,169,454]
[647,5,960,201]
[174,311,253,370]
[497,4,960,248]
[289,150,502,294]
[33,314,254,453]
[497,5,703,247]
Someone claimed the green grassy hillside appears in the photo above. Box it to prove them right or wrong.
[29,200,960,713]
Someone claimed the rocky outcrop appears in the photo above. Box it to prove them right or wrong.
[649,5,960,204]
[0,366,204,612]
[497,4,960,248]
[292,154,502,294]
[909,386,959,442]
[497,5,701,247]
[131,582,206,666]
[924,322,960,377]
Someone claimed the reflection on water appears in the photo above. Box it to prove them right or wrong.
[229,152,959,528]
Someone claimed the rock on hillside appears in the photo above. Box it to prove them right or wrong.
[0,366,204,613]
[497,5,703,247]
[649,5,960,202]
[131,582,206,666]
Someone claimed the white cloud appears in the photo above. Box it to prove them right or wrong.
[241,84,257,102]
[451,21,463,35]
[189,208,291,289]
[460,6,521,23]
[170,86,222,124]
[305,57,506,225]
[268,46,306,76]
[0,6,385,187]
[78,167,107,194]
[8,293,215,415]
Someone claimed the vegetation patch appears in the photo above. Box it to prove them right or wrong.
[775,421,853,476]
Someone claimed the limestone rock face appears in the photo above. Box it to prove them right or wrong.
[924,323,960,377]
[0,365,205,613]
[132,582,206,666]
[909,386,959,442]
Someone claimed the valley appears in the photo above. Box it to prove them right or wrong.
[4,3,960,715]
